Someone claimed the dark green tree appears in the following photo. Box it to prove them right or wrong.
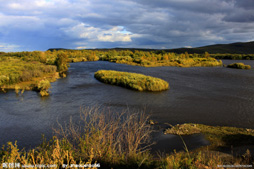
[55,52,69,73]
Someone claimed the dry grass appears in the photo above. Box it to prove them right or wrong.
[53,107,154,167]
[164,124,201,135]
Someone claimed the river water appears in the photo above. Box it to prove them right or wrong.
[0,60,254,151]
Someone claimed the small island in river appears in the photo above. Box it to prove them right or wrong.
[94,70,169,91]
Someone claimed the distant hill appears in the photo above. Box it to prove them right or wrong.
[48,41,254,54]
[167,41,254,54]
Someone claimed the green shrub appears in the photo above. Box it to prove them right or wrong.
[94,70,169,91]
[227,62,251,69]
[55,53,69,73]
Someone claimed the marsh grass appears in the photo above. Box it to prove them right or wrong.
[0,57,56,87]
[0,57,57,95]
[164,124,201,135]
[94,70,169,91]
[164,123,254,148]
[227,63,251,69]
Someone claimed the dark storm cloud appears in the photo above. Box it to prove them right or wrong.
[234,0,254,10]
[223,11,254,22]
[0,0,253,51]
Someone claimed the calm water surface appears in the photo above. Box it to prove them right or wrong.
[0,60,254,150]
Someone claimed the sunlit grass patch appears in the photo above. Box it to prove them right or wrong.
[94,70,169,91]
[0,57,57,87]
[164,124,201,135]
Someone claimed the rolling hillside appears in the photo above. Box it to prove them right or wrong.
[167,41,254,54]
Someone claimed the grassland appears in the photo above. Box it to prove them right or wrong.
[227,62,251,70]
[94,70,169,91]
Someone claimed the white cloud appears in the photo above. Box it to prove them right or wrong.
[76,46,87,49]
[62,23,132,42]
[0,43,20,52]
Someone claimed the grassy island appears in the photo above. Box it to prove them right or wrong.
[94,70,169,91]
[227,62,251,70]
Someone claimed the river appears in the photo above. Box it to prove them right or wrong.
[0,60,254,151]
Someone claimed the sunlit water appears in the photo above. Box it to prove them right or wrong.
[1,60,254,152]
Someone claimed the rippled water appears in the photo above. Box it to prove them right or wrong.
[0,60,254,150]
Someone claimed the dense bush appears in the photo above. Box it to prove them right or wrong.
[94,70,169,91]
[37,79,51,96]
[227,62,251,69]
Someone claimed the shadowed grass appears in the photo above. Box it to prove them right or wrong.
[165,123,254,149]
[94,70,169,91]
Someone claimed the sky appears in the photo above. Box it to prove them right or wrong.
[0,0,254,52]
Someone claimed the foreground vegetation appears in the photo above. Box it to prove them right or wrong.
[160,123,254,168]
[227,62,251,70]
[0,107,253,169]
[94,70,169,91]
[0,107,155,169]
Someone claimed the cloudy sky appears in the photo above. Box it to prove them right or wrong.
[0,0,254,52]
